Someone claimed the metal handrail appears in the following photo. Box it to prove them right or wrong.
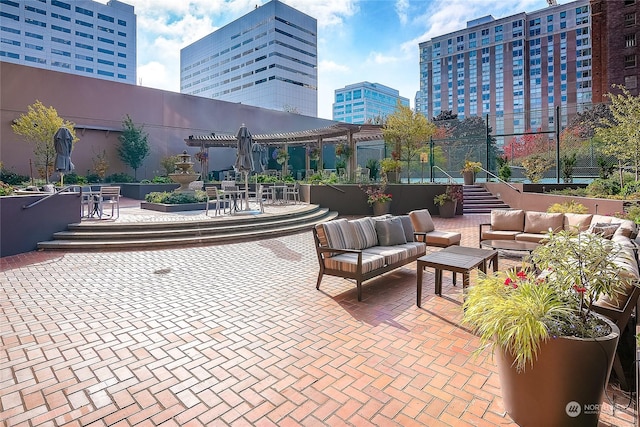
[432,166,455,183]
[479,167,521,193]
[22,184,80,209]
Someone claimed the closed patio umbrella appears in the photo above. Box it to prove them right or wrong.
[235,124,255,211]
[54,126,74,185]
[251,143,268,173]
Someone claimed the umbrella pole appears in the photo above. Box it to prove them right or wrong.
[243,171,251,211]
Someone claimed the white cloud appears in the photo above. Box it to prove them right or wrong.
[319,60,350,73]
[395,0,410,25]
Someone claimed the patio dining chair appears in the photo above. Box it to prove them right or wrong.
[97,186,121,219]
[285,181,300,204]
[205,187,225,216]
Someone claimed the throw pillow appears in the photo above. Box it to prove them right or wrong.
[375,217,407,246]
[398,215,415,242]
[588,222,620,240]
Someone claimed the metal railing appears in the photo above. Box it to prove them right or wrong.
[431,166,455,184]
[22,184,80,209]
[479,167,521,193]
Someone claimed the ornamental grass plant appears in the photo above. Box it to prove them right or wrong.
[462,230,637,371]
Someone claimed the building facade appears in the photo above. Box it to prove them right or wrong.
[180,0,317,117]
[590,0,640,103]
[332,82,409,124]
[415,0,590,140]
[0,0,136,84]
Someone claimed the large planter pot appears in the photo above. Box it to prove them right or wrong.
[463,171,475,185]
[437,200,456,218]
[386,171,399,184]
[497,315,619,427]
[372,200,391,216]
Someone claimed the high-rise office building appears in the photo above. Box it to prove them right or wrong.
[0,0,136,84]
[333,82,409,124]
[591,0,640,103]
[180,0,317,117]
[415,0,590,139]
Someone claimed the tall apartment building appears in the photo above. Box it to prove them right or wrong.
[333,82,409,124]
[180,0,317,117]
[0,0,136,84]
[591,0,640,102]
[415,0,590,140]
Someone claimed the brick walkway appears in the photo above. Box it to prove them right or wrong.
[0,207,635,426]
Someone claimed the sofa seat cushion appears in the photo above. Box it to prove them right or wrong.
[491,209,525,231]
[481,230,519,241]
[324,252,385,274]
[515,233,548,243]
[424,230,461,247]
[524,211,564,234]
[349,217,378,249]
[564,213,593,233]
[404,241,427,257]
[363,245,414,265]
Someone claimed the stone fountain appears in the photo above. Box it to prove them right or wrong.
[168,151,200,192]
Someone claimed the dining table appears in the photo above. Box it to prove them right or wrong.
[222,189,246,214]
[269,185,289,204]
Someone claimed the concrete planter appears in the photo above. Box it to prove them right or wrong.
[119,183,180,200]
[303,184,462,216]
[437,200,457,218]
[141,201,207,212]
[1,193,80,257]
[497,315,619,427]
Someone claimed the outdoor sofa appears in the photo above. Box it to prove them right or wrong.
[313,210,461,301]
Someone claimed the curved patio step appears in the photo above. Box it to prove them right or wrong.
[37,204,338,251]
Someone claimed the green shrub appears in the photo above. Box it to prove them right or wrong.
[61,172,87,185]
[622,180,640,198]
[0,182,14,196]
[366,158,380,180]
[152,176,173,184]
[547,200,588,214]
[0,169,29,185]
[145,190,206,204]
[86,173,102,183]
[619,204,640,225]
[586,178,620,197]
[105,172,135,183]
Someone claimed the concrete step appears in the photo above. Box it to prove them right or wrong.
[463,184,510,214]
[38,204,338,251]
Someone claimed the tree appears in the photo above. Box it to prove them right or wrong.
[382,103,436,180]
[11,100,78,183]
[117,114,149,180]
[596,85,640,180]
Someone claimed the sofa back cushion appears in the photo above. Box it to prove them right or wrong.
[317,218,357,249]
[491,209,525,231]
[409,209,435,233]
[398,215,415,242]
[524,211,564,234]
[563,213,593,233]
[375,217,407,246]
[349,217,378,249]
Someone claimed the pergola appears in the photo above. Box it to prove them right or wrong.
[184,123,384,178]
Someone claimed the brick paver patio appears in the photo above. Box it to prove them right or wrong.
[0,206,635,426]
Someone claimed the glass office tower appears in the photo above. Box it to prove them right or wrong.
[0,0,136,84]
[333,82,409,124]
[180,0,317,117]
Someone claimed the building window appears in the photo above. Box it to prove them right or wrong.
[626,34,636,47]
[625,13,636,26]
[624,0,636,5]
[625,75,637,88]
[624,54,637,67]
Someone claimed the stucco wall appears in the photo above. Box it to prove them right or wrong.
[0,62,335,180]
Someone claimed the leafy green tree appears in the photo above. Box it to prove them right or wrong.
[383,103,436,179]
[596,85,640,180]
[117,114,150,180]
[11,100,78,183]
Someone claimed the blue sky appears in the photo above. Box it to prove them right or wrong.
[96,0,556,119]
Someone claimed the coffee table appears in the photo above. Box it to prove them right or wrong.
[416,246,498,307]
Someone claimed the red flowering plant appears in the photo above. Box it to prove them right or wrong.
[463,230,637,371]
[360,176,392,205]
